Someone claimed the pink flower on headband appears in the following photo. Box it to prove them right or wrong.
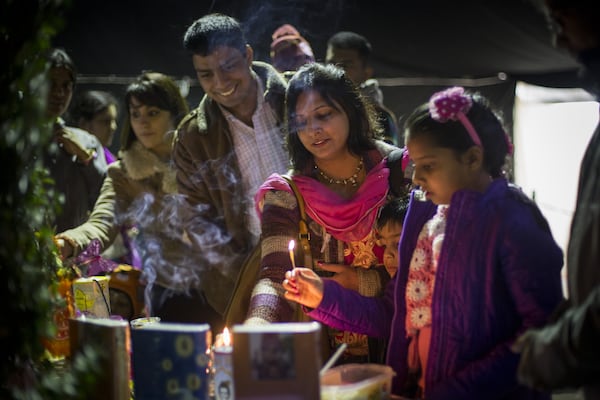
[428,86,482,147]
[429,86,472,122]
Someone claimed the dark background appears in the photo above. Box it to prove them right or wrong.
[52,0,583,151]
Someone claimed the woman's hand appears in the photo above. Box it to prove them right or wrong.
[318,262,359,291]
[54,125,95,165]
[54,237,74,260]
[283,268,324,309]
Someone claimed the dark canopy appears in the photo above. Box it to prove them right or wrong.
[52,0,583,146]
[54,0,579,83]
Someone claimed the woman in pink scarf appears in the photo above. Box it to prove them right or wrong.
[246,63,402,364]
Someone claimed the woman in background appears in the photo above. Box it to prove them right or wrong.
[67,89,133,264]
[56,72,222,329]
[68,90,119,164]
[43,48,107,233]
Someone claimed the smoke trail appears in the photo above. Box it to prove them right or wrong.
[115,152,255,315]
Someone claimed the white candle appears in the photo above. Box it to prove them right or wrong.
[213,327,234,399]
[288,240,296,269]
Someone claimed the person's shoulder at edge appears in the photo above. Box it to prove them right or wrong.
[251,60,288,94]
[250,60,288,123]
[173,104,210,147]
[175,108,200,134]
[374,139,400,157]
[377,103,398,124]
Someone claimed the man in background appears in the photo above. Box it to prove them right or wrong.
[514,1,600,399]
[270,23,315,79]
[326,31,400,145]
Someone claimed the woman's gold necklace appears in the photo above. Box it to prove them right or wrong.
[315,158,364,187]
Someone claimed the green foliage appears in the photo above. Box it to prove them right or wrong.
[1,0,105,398]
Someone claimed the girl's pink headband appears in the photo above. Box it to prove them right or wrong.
[429,86,482,147]
[428,86,514,155]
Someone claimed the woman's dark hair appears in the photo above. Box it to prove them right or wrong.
[285,62,380,171]
[67,90,118,125]
[183,13,246,56]
[404,90,510,178]
[120,72,189,150]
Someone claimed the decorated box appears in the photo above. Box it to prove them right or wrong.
[69,317,131,400]
[73,276,111,318]
[131,322,212,400]
[232,322,322,400]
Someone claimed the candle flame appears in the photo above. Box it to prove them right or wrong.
[222,327,231,346]
[288,239,296,269]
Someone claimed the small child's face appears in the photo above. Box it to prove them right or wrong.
[377,221,403,278]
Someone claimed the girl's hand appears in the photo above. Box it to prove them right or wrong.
[283,268,324,309]
[318,262,359,291]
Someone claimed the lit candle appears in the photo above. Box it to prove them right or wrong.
[222,327,231,347]
[213,327,234,399]
[288,239,296,269]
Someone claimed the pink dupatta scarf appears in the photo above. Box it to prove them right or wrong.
[255,159,389,243]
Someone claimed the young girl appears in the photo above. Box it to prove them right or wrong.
[283,86,564,399]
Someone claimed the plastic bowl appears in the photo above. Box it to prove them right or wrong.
[320,363,395,400]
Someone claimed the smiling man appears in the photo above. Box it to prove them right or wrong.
[172,13,289,328]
